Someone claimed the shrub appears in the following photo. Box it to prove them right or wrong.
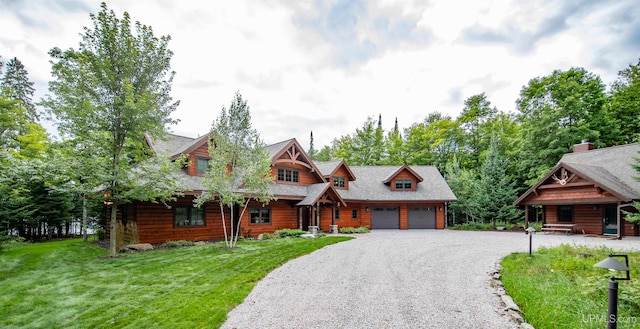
[260,233,275,240]
[163,240,195,248]
[339,226,369,234]
[275,229,307,238]
[0,232,25,251]
[96,228,107,240]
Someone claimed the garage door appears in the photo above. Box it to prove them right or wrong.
[371,207,399,229]
[408,207,436,229]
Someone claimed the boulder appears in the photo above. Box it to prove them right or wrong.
[126,243,154,251]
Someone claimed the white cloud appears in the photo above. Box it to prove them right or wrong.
[1,0,639,150]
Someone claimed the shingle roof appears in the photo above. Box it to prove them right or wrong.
[147,133,196,157]
[313,160,342,176]
[558,143,640,200]
[337,166,457,202]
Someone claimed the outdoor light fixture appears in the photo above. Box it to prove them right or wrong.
[365,207,369,212]
[594,254,631,329]
[525,226,536,255]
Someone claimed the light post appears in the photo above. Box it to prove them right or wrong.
[525,226,536,255]
[593,254,630,329]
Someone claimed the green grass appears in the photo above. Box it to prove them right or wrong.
[501,244,640,329]
[0,237,352,329]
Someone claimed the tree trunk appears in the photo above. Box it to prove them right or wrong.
[82,196,88,241]
[109,201,118,257]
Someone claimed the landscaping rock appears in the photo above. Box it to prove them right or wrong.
[257,234,264,240]
[502,295,520,312]
[195,241,206,246]
[126,243,154,251]
[520,323,535,329]
[300,233,315,238]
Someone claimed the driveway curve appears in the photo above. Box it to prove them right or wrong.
[222,230,640,329]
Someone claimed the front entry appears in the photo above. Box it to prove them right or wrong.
[603,205,617,236]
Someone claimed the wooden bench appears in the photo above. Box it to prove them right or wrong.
[541,223,575,235]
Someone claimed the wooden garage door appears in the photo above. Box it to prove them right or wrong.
[408,207,436,229]
[371,207,399,229]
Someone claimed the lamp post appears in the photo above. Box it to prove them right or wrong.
[593,254,630,329]
[525,226,536,255]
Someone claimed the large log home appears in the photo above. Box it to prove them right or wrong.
[515,141,640,238]
[107,133,457,248]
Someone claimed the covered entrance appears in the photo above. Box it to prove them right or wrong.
[408,207,436,229]
[371,207,399,229]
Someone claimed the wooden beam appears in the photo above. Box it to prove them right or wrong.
[537,181,596,189]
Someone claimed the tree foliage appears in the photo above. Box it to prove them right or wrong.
[607,58,640,144]
[42,2,184,256]
[195,92,274,248]
[1,57,37,121]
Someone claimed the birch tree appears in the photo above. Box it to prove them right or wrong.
[195,92,274,248]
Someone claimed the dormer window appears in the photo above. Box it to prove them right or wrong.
[196,157,210,175]
[277,168,299,183]
[395,179,412,190]
[333,176,346,188]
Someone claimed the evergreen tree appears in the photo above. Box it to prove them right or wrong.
[473,136,522,227]
[444,157,478,224]
[1,57,37,121]
[308,131,318,160]
[607,58,640,144]
[385,117,405,165]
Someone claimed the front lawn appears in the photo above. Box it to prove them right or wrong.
[0,237,351,328]
[501,244,640,329]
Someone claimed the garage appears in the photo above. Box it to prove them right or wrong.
[408,207,436,229]
[371,207,399,229]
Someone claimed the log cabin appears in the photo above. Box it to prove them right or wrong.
[515,141,640,238]
[107,133,457,248]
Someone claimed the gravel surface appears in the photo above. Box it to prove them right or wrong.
[222,230,640,329]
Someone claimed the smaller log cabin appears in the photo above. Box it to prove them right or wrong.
[107,133,457,248]
[515,141,640,238]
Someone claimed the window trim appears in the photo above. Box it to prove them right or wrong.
[277,167,300,183]
[196,156,210,175]
[250,207,271,225]
[174,206,206,227]
[394,179,413,190]
[557,205,574,223]
[333,176,346,188]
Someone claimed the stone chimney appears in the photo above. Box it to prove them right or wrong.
[573,140,594,152]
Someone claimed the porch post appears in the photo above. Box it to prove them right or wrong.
[525,205,529,228]
[298,207,302,230]
[332,205,335,226]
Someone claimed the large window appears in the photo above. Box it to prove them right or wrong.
[557,206,574,222]
[250,208,271,224]
[277,168,299,183]
[395,179,412,190]
[196,157,210,174]
[333,176,346,188]
[174,206,205,227]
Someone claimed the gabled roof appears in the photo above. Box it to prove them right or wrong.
[267,138,325,182]
[515,143,640,204]
[382,164,424,184]
[296,183,347,207]
[314,160,357,181]
[145,133,209,160]
[338,166,456,202]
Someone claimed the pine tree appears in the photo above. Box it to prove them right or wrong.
[473,136,522,227]
[1,57,37,121]
[308,131,318,160]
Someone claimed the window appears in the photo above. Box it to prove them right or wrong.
[334,207,340,219]
[557,206,574,222]
[174,206,205,227]
[352,209,358,219]
[395,179,412,190]
[196,157,210,174]
[250,208,271,224]
[277,168,299,183]
[333,176,346,188]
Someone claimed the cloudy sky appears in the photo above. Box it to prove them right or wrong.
[1,0,639,149]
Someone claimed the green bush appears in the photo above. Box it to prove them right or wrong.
[96,228,106,240]
[0,232,25,251]
[260,233,275,240]
[275,229,307,238]
[339,226,369,234]
[163,240,195,248]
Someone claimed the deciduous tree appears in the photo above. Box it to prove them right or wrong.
[195,92,274,248]
[42,2,184,256]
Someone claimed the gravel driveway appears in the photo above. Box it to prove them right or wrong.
[222,230,640,329]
